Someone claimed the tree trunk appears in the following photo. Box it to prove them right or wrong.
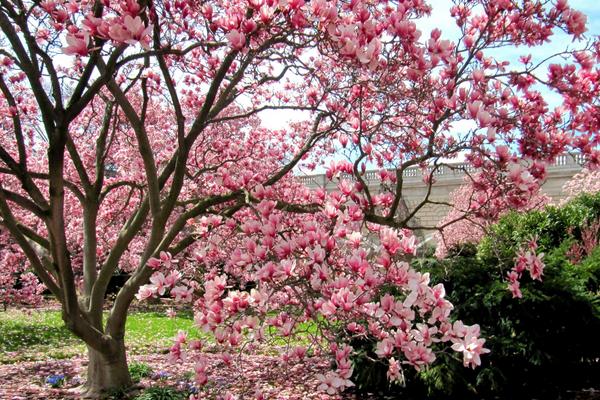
[83,340,132,398]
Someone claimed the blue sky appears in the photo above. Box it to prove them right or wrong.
[424,0,600,37]
[427,0,600,65]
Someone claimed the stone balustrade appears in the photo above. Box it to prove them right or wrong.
[297,154,584,189]
[296,154,585,235]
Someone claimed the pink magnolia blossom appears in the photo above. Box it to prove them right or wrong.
[109,16,152,49]
[316,371,354,394]
[451,324,490,368]
[150,272,168,295]
[387,357,402,383]
[164,270,181,288]
[171,285,193,302]
[147,257,162,269]
[136,284,157,301]
[507,280,523,299]
[121,0,142,16]
[166,308,177,318]
[63,32,89,56]
[226,30,246,50]
[527,252,545,281]
[505,238,545,297]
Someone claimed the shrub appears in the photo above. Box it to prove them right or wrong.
[478,192,600,264]
[416,193,600,397]
[411,244,600,398]
[129,362,154,383]
[134,386,189,400]
[350,194,600,398]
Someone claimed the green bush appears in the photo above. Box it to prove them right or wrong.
[129,362,154,383]
[479,192,600,264]
[134,386,188,400]
[349,193,600,398]
[411,244,600,398]
[417,193,600,398]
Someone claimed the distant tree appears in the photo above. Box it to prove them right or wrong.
[562,168,600,202]
[435,181,550,258]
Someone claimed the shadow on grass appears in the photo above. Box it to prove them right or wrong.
[0,309,203,362]
[0,316,77,353]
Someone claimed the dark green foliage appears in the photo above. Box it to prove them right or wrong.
[420,193,600,398]
[348,336,400,395]
[134,386,189,400]
[412,244,600,398]
[129,362,154,383]
[350,193,600,398]
[479,192,600,264]
[106,386,132,400]
[579,244,600,296]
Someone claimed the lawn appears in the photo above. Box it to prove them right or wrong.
[0,308,206,363]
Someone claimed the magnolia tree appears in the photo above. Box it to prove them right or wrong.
[562,167,600,202]
[434,181,550,258]
[0,0,598,397]
[0,227,45,307]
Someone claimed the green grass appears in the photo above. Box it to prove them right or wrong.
[123,311,206,353]
[0,309,206,364]
[0,310,81,362]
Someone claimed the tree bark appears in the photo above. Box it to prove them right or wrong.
[83,340,132,398]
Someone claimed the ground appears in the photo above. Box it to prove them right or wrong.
[0,304,375,399]
[0,353,339,399]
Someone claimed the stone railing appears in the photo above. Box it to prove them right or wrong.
[297,154,585,189]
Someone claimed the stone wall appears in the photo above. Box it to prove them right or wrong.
[298,154,584,233]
